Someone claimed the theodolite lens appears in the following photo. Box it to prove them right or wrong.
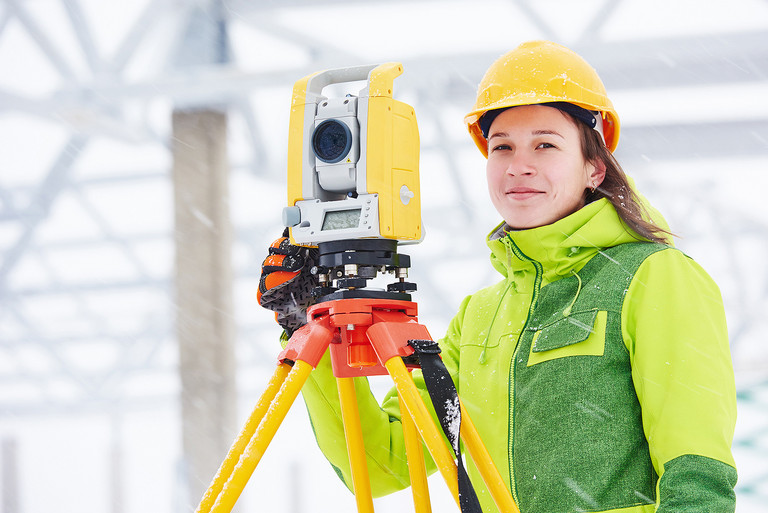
[312,119,352,163]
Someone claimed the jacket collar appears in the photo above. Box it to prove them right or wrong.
[487,199,646,284]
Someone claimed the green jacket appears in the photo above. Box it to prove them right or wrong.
[295,198,737,512]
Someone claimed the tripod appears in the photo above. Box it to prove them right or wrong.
[194,242,519,513]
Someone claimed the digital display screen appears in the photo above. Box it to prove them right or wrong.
[322,208,361,230]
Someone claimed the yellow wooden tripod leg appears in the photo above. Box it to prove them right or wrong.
[337,377,375,513]
[399,394,432,513]
[384,357,461,510]
[196,362,292,513]
[460,402,520,513]
[209,360,314,513]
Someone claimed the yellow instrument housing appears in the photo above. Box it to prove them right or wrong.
[285,63,421,245]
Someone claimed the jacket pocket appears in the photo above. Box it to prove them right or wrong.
[526,310,607,366]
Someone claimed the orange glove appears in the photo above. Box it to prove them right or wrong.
[257,229,318,337]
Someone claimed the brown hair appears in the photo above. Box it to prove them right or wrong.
[577,123,673,244]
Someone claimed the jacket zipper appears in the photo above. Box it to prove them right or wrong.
[505,235,543,507]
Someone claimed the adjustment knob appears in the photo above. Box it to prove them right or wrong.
[282,206,301,227]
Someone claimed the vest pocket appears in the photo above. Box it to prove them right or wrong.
[526,310,607,366]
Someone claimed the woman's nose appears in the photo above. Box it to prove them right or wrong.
[505,152,536,176]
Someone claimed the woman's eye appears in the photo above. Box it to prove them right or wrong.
[492,144,512,152]
[536,142,556,149]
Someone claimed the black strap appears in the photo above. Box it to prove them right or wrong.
[408,339,482,513]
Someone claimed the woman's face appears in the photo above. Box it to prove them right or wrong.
[485,105,605,229]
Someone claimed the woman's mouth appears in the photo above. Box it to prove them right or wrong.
[506,187,543,199]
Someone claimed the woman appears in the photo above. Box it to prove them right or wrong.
[259,40,738,512]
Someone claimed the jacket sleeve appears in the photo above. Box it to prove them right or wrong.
[622,249,738,511]
[287,296,467,497]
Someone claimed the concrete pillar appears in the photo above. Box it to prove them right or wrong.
[171,108,236,509]
[2,437,18,513]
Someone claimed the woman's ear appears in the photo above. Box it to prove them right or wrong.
[588,158,607,188]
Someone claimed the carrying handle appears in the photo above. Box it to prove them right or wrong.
[303,62,403,100]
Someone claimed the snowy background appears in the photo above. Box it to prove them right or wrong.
[0,1,767,512]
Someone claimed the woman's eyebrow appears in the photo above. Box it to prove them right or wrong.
[532,129,564,138]
[489,129,564,140]
[488,131,508,141]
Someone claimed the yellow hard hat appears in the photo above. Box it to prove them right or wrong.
[465,40,620,156]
